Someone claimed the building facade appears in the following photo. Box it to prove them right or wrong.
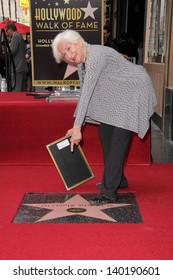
[144,0,173,141]
[0,0,30,25]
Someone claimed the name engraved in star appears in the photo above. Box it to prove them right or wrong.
[39,204,79,207]
[34,8,82,21]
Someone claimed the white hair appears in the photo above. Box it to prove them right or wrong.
[51,29,85,63]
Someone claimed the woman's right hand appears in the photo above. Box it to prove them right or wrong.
[66,126,82,152]
[66,128,73,137]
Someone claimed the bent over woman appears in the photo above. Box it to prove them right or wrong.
[51,30,157,204]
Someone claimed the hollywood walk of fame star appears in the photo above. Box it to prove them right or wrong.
[81,1,99,20]
[23,194,131,223]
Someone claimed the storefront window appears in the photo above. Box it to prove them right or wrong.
[147,0,167,63]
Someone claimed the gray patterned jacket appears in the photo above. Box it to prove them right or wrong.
[74,44,157,139]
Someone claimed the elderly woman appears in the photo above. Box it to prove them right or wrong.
[52,29,157,204]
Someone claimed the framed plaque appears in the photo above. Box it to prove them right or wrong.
[46,136,94,190]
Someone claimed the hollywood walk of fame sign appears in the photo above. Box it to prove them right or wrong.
[12,193,143,224]
[30,0,103,87]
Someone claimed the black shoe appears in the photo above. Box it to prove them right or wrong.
[89,193,117,204]
[96,179,128,189]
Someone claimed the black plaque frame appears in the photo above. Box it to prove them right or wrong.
[46,136,94,190]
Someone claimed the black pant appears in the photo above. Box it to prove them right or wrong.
[98,123,132,198]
